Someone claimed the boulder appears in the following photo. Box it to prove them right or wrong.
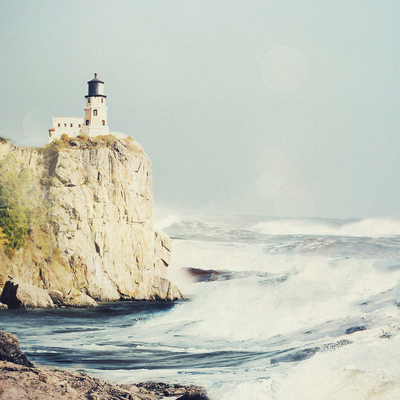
[63,288,97,308]
[47,289,64,307]
[177,392,211,400]
[136,382,210,399]
[150,276,186,301]
[0,332,34,367]
[0,280,54,309]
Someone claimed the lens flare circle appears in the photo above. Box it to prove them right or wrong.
[262,46,307,91]
[22,109,52,140]
[256,174,281,199]
[16,138,48,148]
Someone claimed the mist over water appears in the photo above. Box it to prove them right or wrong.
[3,214,400,399]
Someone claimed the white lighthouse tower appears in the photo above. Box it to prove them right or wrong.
[80,73,110,137]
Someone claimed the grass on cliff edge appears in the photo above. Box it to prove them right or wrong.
[42,134,144,156]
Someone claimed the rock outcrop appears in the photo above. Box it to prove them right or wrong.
[0,136,183,302]
[0,332,210,400]
[0,332,34,367]
[63,288,97,308]
[0,279,55,309]
[47,289,64,306]
[0,279,99,309]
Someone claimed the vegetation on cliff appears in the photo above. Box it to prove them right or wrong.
[0,153,45,252]
[43,133,143,154]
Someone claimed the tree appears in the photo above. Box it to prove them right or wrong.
[0,184,28,250]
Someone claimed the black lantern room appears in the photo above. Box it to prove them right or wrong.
[86,73,106,98]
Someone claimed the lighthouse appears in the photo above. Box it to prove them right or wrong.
[80,73,110,136]
[48,73,110,142]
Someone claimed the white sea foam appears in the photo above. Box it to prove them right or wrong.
[155,214,181,231]
[271,336,400,399]
[137,252,400,343]
[251,217,400,237]
[207,332,400,400]
[133,215,400,396]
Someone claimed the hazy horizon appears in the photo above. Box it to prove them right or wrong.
[1,1,399,220]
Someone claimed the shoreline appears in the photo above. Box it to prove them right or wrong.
[0,278,189,310]
[0,331,210,400]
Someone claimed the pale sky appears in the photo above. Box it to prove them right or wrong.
[1,1,399,219]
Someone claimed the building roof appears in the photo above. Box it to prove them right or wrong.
[87,73,104,84]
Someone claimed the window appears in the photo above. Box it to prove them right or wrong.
[64,123,67,127]
[86,120,89,126]
[101,98,103,103]
[88,98,91,104]
[102,120,105,126]
[58,123,60,127]
[78,124,81,128]
[93,110,97,116]
[70,123,73,127]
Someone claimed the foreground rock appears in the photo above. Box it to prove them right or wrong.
[0,363,209,400]
[0,332,210,400]
[0,279,54,309]
[0,332,34,367]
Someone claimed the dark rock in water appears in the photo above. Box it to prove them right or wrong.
[0,332,34,367]
[345,326,367,335]
[135,382,210,398]
[184,266,282,284]
[176,390,211,400]
[0,280,20,308]
[185,267,225,282]
[0,331,211,399]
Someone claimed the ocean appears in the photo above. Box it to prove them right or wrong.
[2,214,400,399]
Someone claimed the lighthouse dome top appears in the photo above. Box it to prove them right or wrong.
[86,73,106,98]
[88,73,104,84]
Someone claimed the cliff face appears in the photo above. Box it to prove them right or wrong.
[0,136,182,301]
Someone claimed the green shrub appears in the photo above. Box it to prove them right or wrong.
[0,153,46,251]
[0,183,28,250]
[0,227,8,248]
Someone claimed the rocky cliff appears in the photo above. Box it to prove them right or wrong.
[0,135,182,302]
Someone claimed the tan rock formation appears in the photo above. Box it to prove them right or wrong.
[0,136,183,302]
[0,279,54,309]
[63,288,97,308]
[47,289,64,306]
